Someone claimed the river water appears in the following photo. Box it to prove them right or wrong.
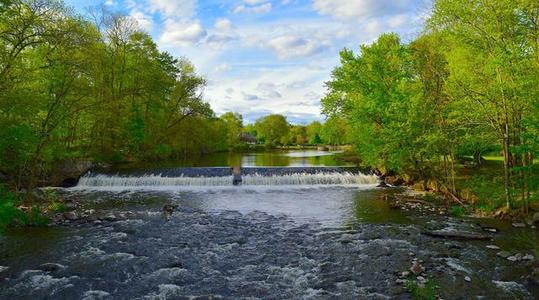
[1,150,538,299]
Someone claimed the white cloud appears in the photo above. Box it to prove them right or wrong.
[257,82,282,98]
[312,0,411,20]
[205,34,237,49]
[215,63,231,72]
[146,0,197,18]
[243,0,267,4]
[266,35,328,59]
[124,0,424,123]
[242,92,261,101]
[130,10,153,32]
[234,3,272,14]
[105,0,114,6]
[159,20,207,47]
[215,18,233,31]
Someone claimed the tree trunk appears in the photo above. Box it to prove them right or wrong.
[502,122,511,209]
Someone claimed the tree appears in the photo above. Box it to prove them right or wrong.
[322,34,416,173]
[0,0,225,188]
[255,114,289,146]
[288,125,308,145]
[430,0,539,208]
[321,116,348,146]
[220,112,243,148]
[306,121,323,145]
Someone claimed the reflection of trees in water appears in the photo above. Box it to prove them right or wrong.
[352,190,411,224]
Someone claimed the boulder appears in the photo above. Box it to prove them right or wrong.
[377,181,389,188]
[401,271,410,278]
[52,159,94,187]
[410,261,425,275]
[39,263,66,272]
[533,212,539,224]
[60,178,79,188]
[523,254,535,261]
[104,214,117,222]
[497,251,511,258]
[382,176,404,187]
[63,211,78,221]
[65,200,77,210]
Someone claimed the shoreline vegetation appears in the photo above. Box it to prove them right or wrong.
[1,0,538,232]
[320,1,539,222]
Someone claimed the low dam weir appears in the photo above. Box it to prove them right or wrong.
[76,167,379,188]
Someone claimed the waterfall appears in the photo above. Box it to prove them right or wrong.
[76,171,378,188]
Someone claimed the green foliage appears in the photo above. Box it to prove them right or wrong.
[405,278,439,300]
[220,112,243,148]
[48,201,66,213]
[306,121,323,145]
[322,0,539,211]
[20,206,49,227]
[0,185,17,232]
[255,114,290,146]
[42,188,66,213]
[321,116,349,146]
[0,0,232,188]
[450,205,465,217]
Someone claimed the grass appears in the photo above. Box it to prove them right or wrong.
[0,185,53,233]
[0,185,18,232]
[450,205,466,217]
[405,278,439,300]
[452,156,539,213]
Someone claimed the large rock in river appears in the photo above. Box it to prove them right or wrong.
[51,159,94,187]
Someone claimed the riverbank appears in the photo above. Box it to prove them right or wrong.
[377,156,539,224]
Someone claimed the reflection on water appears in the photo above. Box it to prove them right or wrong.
[114,150,352,171]
[352,190,411,224]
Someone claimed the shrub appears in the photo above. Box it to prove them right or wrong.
[0,185,17,232]
[405,278,438,300]
[450,205,466,217]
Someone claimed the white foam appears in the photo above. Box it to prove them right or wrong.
[74,172,378,191]
[149,267,187,279]
[445,258,472,274]
[492,280,530,295]
[82,290,110,300]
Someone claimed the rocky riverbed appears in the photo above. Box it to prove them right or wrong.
[1,187,538,299]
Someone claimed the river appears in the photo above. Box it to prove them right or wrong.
[0,150,538,299]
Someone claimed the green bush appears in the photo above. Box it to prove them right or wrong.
[450,205,466,217]
[405,278,438,300]
[42,188,66,213]
[48,201,67,213]
[0,185,52,232]
[0,185,17,232]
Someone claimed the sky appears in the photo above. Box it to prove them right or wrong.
[65,0,431,124]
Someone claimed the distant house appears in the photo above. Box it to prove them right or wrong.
[240,132,257,144]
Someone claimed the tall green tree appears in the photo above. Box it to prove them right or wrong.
[220,112,243,148]
[255,114,289,146]
[430,0,539,208]
[321,116,348,146]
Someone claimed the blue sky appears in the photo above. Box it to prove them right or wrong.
[65,0,431,124]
